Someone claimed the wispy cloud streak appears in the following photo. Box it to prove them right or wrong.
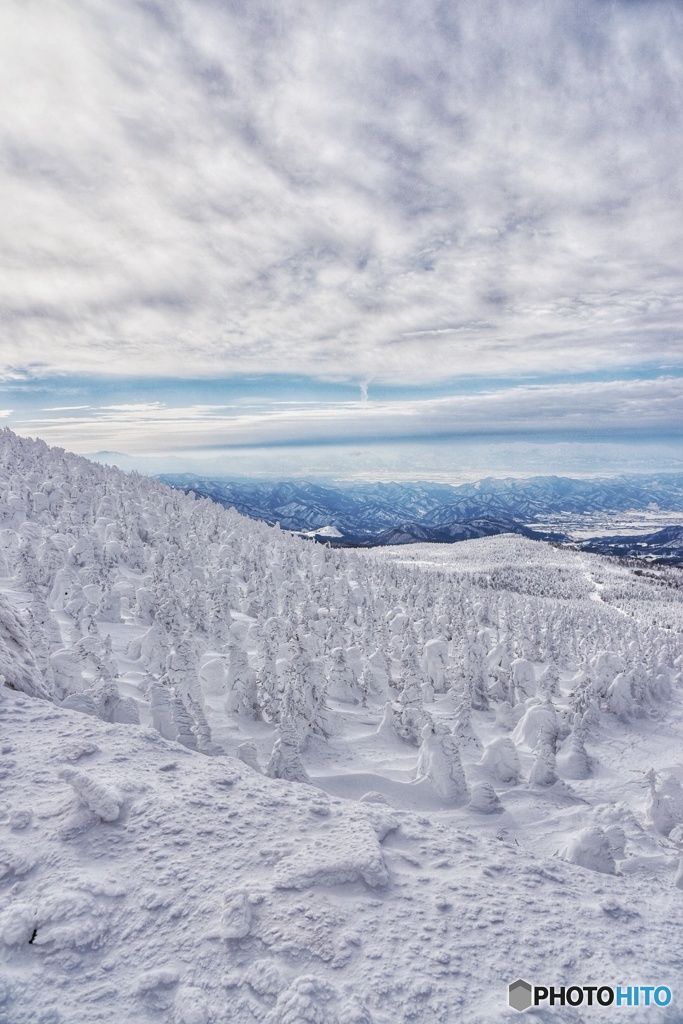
[14,377,683,453]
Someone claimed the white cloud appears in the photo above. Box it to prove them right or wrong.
[0,0,681,385]
[15,377,683,454]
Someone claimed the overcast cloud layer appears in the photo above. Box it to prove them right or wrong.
[1,0,681,472]
[2,0,683,380]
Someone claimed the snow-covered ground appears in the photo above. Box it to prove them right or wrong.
[1,429,683,1022]
[533,511,683,540]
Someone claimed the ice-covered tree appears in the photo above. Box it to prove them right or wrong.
[416,721,469,804]
[327,646,361,704]
[460,628,490,710]
[224,638,259,719]
[392,649,429,745]
[557,729,592,780]
[561,827,615,874]
[528,737,557,787]
[452,691,481,755]
[645,769,683,836]
[282,637,337,743]
[510,658,536,704]
[149,680,177,741]
[423,638,450,695]
[265,715,309,784]
[479,736,521,784]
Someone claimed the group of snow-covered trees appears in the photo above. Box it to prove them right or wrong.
[1,427,682,807]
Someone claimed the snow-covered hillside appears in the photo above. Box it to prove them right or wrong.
[2,429,683,1023]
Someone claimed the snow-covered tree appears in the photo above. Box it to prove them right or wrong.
[452,691,481,755]
[265,717,309,783]
[479,736,521,784]
[645,769,683,836]
[224,638,259,719]
[528,737,557,787]
[416,721,469,804]
[326,646,361,704]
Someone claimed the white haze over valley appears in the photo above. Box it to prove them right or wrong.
[1,431,683,1022]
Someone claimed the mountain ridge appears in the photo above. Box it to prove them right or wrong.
[159,471,683,561]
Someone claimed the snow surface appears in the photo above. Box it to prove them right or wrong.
[1,429,683,1022]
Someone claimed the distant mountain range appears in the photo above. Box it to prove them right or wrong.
[158,472,683,563]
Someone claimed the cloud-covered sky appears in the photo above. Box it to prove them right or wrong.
[1,0,682,477]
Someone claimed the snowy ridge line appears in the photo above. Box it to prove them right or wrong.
[1,428,683,1021]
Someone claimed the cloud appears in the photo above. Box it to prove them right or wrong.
[0,0,681,385]
[14,376,682,454]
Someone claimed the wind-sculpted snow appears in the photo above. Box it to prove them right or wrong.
[2,688,683,1023]
[273,813,394,890]
[2,429,683,1021]
[59,766,123,822]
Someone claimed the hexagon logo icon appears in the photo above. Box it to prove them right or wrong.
[509,979,533,1012]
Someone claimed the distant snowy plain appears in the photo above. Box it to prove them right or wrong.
[1,430,683,1022]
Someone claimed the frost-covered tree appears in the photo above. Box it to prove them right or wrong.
[188,693,214,753]
[511,658,536,704]
[460,628,490,710]
[561,827,615,874]
[512,698,558,750]
[265,715,309,784]
[469,782,503,814]
[166,630,201,701]
[528,737,557,787]
[128,621,170,675]
[591,651,625,699]
[479,736,521,784]
[538,661,560,698]
[281,637,337,742]
[224,638,259,719]
[645,769,683,836]
[606,671,637,721]
[392,649,429,745]
[423,638,450,695]
[487,639,512,703]
[557,729,592,780]
[172,693,198,750]
[416,721,469,804]
[452,691,481,755]
[326,646,361,704]
[148,680,177,741]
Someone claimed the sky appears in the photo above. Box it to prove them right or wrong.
[1,0,682,480]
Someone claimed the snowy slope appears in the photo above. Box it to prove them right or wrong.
[5,688,683,1024]
[2,686,682,1024]
[2,429,683,1022]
